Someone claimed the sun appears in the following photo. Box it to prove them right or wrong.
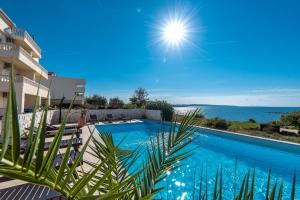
[155,11,195,50]
[152,6,200,51]
[162,19,187,47]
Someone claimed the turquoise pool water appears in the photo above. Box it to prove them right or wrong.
[96,121,300,199]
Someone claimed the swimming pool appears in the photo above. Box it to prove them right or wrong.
[96,120,300,199]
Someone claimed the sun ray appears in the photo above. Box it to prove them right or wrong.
[149,4,203,53]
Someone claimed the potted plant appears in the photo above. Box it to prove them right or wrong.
[78,108,87,128]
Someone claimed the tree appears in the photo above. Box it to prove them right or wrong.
[146,100,174,121]
[108,97,124,108]
[129,88,149,108]
[85,95,107,108]
[279,111,300,129]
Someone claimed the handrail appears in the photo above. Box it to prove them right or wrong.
[4,28,41,55]
[0,74,49,91]
[0,43,47,75]
[17,76,49,91]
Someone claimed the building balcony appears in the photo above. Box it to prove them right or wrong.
[0,43,48,79]
[4,28,41,58]
[0,74,49,97]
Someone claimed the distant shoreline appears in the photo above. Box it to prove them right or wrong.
[172,104,300,108]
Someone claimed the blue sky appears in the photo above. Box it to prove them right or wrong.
[2,0,300,106]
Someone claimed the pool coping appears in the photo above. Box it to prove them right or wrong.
[174,121,300,154]
[96,119,300,154]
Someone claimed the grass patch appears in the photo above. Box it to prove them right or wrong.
[175,114,300,144]
[228,121,260,131]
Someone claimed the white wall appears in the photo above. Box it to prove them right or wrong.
[17,109,161,132]
[41,75,85,104]
[0,18,9,32]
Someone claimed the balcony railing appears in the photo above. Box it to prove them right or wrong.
[17,76,49,91]
[0,43,47,76]
[0,74,49,92]
[4,28,41,56]
[0,108,5,116]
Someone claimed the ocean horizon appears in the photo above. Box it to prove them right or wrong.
[173,104,300,123]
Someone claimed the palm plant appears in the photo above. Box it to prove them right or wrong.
[195,165,296,200]
[0,66,199,199]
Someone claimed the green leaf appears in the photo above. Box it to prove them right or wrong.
[278,181,284,200]
[22,77,41,168]
[54,132,75,187]
[213,169,219,200]
[39,95,77,175]
[249,169,255,200]
[291,172,296,200]
[270,179,277,200]
[266,169,271,199]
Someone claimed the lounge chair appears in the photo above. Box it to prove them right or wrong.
[89,114,99,124]
[119,114,130,122]
[47,123,79,131]
[105,114,113,123]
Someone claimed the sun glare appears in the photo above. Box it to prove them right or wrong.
[154,10,197,50]
[162,19,187,47]
[152,6,200,51]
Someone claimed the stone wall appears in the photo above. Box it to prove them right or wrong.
[18,109,161,132]
[145,109,162,120]
[18,110,56,133]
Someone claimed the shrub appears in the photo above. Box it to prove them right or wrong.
[123,103,137,109]
[108,97,124,109]
[279,111,300,129]
[202,118,230,130]
[86,95,107,108]
[195,112,205,119]
[213,118,230,130]
[248,118,256,123]
[146,100,174,121]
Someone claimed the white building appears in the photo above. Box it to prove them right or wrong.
[0,9,49,115]
[42,73,85,106]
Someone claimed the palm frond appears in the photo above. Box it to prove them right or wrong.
[135,110,200,198]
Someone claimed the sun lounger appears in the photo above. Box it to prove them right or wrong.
[54,150,82,168]
[105,114,113,123]
[26,124,79,132]
[89,114,99,124]
[47,123,79,131]
[119,114,130,122]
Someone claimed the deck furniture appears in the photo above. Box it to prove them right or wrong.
[89,114,99,124]
[119,114,130,122]
[105,114,113,123]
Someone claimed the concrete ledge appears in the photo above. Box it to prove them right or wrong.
[18,109,161,133]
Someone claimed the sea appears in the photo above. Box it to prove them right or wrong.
[174,105,300,123]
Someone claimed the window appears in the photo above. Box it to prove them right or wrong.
[2,92,8,98]
[6,37,13,43]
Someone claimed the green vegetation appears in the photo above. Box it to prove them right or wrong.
[195,111,205,119]
[228,121,260,132]
[129,87,149,108]
[277,111,300,129]
[201,118,231,130]
[176,112,300,144]
[193,166,296,200]
[0,66,198,199]
[80,108,87,117]
[146,100,174,121]
[122,103,137,109]
[108,97,124,108]
[85,95,107,108]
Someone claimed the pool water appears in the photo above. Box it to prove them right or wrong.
[96,121,300,199]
